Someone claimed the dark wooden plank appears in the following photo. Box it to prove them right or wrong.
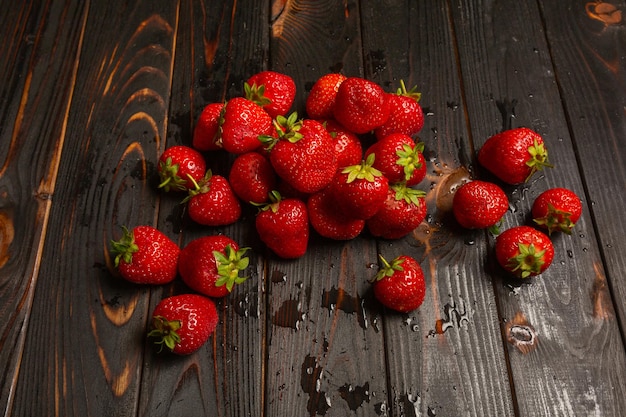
[0,0,88,414]
[264,1,391,415]
[450,0,626,415]
[539,0,626,337]
[137,1,270,416]
[360,1,515,416]
[8,1,180,416]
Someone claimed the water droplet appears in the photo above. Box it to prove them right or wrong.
[567,249,574,258]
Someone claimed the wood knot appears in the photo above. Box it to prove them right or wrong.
[586,2,623,25]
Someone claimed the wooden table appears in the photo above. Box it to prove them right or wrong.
[2,1,626,416]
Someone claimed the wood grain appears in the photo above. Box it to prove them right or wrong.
[450,0,626,415]
[9,1,179,416]
[360,1,515,416]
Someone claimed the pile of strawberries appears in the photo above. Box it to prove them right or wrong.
[109,70,583,355]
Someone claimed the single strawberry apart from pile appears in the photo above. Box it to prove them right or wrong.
[148,294,218,355]
[478,127,553,185]
[531,187,582,235]
[110,225,180,285]
[372,254,426,313]
[495,225,554,278]
[452,180,509,233]
[178,235,249,298]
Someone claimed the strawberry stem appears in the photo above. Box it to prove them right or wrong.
[342,153,383,183]
[525,138,553,181]
[110,226,138,267]
[158,157,187,192]
[213,245,250,292]
[374,254,405,282]
[148,316,182,353]
[506,243,546,278]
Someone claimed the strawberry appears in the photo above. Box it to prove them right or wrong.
[333,77,390,134]
[305,73,347,119]
[322,119,363,168]
[478,127,553,184]
[495,225,554,278]
[367,183,427,239]
[110,225,180,285]
[452,180,508,232]
[532,187,582,235]
[255,191,309,259]
[184,171,242,226]
[372,254,426,313]
[229,151,277,205]
[265,113,338,194]
[365,133,426,186]
[157,145,206,192]
[307,188,365,240]
[245,70,296,118]
[193,102,224,151]
[219,97,273,154]
[148,294,218,355]
[374,80,424,140]
[329,153,389,220]
[178,235,249,298]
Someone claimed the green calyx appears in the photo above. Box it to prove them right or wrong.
[374,254,405,282]
[258,112,303,150]
[396,142,425,181]
[525,139,553,181]
[342,153,383,183]
[110,226,138,268]
[213,244,250,292]
[506,243,546,278]
[244,82,272,107]
[533,203,574,235]
[252,190,282,213]
[396,79,421,102]
[148,316,182,353]
[158,157,187,192]
[181,171,212,204]
[391,183,426,206]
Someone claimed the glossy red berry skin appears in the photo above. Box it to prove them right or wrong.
[531,187,582,235]
[373,255,426,313]
[149,294,218,355]
[333,77,390,134]
[110,225,180,285]
[495,226,554,278]
[452,180,508,230]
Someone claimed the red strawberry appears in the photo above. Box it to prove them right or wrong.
[333,77,390,134]
[220,97,273,154]
[329,153,389,220]
[322,119,363,168]
[372,254,426,313]
[478,127,553,184]
[266,114,338,194]
[365,133,426,186]
[255,191,309,259]
[374,80,424,140]
[110,225,180,285]
[452,180,508,232]
[532,187,582,235]
[185,171,241,226]
[495,226,554,278]
[367,183,427,239]
[178,235,249,298]
[305,73,347,119]
[193,102,224,151]
[229,151,277,205]
[157,145,206,192]
[148,294,218,355]
[245,70,296,118]
[307,188,365,240]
